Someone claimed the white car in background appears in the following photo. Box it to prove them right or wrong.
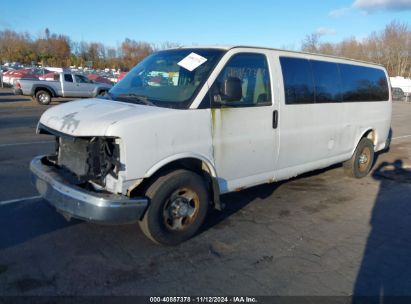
[390,76,411,99]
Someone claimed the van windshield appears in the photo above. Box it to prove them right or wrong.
[108,49,225,109]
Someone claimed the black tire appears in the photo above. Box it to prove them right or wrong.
[35,90,52,105]
[139,169,209,245]
[343,137,375,178]
[97,90,107,96]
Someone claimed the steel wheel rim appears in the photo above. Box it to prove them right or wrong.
[358,146,371,172]
[163,188,200,231]
[39,93,49,103]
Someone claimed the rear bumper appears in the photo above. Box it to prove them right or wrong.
[30,155,148,224]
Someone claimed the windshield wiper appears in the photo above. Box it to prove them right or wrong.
[116,94,155,106]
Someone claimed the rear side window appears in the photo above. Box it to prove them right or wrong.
[340,64,389,102]
[75,75,91,83]
[280,57,314,104]
[64,74,73,82]
[311,60,341,103]
[280,56,389,104]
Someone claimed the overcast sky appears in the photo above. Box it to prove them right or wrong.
[1,0,411,48]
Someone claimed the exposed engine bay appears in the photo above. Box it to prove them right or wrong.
[38,124,121,186]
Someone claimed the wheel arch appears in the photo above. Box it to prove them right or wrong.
[128,154,223,210]
[351,128,377,155]
[33,85,56,97]
[94,86,108,97]
[145,153,217,178]
[363,129,377,146]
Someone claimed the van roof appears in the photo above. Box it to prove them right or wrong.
[174,45,385,68]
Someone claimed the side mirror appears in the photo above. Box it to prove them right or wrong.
[220,77,242,101]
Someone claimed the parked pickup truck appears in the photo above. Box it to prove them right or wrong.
[14,72,112,105]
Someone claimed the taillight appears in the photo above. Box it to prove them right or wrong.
[15,80,21,89]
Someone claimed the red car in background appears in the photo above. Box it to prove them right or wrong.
[117,71,127,82]
[2,69,39,85]
[87,74,113,85]
[38,72,58,81]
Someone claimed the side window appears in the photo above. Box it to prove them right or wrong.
[311,60,342,103]
[75,75,90,83]
[211,53,271,107]
[280,57,315,104]
[53,73,60,81]
[64,74,73,82]
[339,64,389,102]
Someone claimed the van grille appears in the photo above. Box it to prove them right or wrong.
[57,136,120,184]
[58,137,90,177]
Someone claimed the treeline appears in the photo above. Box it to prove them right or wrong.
[1,21,410,76]
[0,28,180,70]
[301,21,411,77]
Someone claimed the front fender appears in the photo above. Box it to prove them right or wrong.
[93,85,112,97]
[144,152,217,178]
[141,153,223,210]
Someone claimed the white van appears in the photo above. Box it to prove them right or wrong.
[31,46,392,245]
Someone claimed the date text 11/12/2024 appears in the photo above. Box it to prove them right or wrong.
[149,296,258,303]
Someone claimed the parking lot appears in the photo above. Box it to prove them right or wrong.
[0,87,411,296]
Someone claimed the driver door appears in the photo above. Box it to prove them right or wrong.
[74,74,95,97]
[208,51,278,193]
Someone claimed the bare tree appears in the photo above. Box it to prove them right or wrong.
[301,33,321,53]
[380,21,410,76]
[301,20,411,77]
[121,38,153,69]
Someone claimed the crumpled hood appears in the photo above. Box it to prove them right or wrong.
[39,98,173,136]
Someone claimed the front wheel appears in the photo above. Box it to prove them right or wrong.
[343,137,375,178]
[97,90,107,96]
[35,90,52,105]
[139,170,209,245]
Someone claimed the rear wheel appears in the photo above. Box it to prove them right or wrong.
[35,90,51,105]
[139,170,209,245]
[343,137,375,178]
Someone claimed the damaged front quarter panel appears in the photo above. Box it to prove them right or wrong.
[58,136,122,187]
[87,137,122,182]
[39,123,123,189]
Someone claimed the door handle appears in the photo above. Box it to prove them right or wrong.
[273,110,278,129]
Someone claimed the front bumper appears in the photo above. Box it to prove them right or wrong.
[30,155,148,224]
